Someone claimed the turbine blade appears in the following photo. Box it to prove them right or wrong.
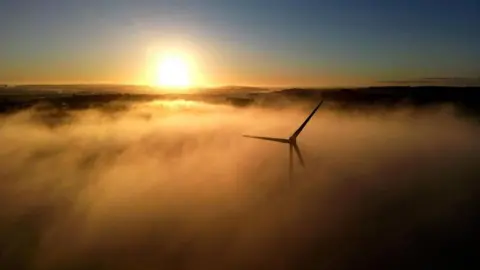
[291,100,324,139]
[293,143,305,167]
[243,135,290,144]
[289,143,293,181]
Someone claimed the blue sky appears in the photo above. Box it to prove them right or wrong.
[0,0,479,86]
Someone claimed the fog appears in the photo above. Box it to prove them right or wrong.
[1,100,479,270]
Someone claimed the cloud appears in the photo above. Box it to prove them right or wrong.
[0,100,479,269]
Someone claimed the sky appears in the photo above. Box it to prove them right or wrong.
[0,0,479,87]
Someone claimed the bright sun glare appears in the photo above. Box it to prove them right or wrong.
[155,53,192,88]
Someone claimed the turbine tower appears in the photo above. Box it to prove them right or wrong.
[243,100,324,180]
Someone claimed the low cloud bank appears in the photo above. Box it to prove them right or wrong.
[1,100,479,269]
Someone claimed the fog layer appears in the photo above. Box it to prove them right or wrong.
[1,100,479,270]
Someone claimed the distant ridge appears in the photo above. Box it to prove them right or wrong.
[1,85,480,117]
[195,86,271,95]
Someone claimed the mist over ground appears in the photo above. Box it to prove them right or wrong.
[1,99,479,269]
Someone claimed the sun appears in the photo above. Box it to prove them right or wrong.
[154,53,192,88]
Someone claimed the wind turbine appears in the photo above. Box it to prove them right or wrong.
[243,100,324,180]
